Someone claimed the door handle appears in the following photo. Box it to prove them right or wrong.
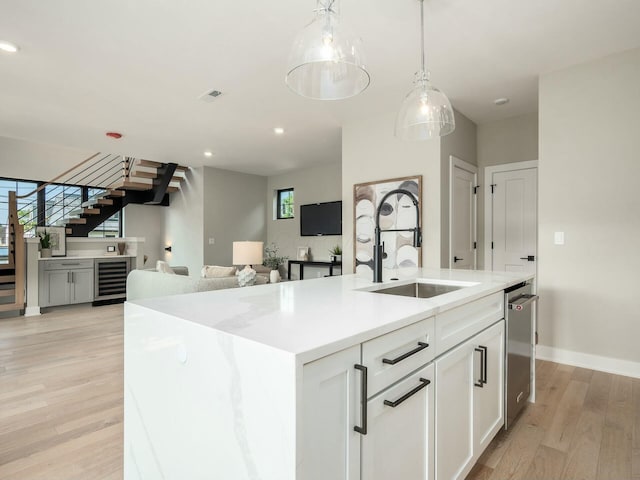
[454,256,464,263]
[474,346,488,387]
[382,342,429,365]
[519,255,535,261]
[354,364,368,435]
[383,378,431,408]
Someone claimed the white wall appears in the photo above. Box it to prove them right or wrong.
[123,204,164,268]
[476,113,539,268]
[342,110,442,275]
[0,136,93,182]
[538,48,640,369]
[440,110,477,268]
[203,167,267,266]
[267,162,342,279]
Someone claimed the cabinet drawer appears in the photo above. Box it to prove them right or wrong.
[42,259,94,271]
[363,317,435,397]
[435,292,504,356]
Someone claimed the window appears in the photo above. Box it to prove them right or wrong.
[0,179,38,242]
[276,188,294,219]
[0,177,123,239]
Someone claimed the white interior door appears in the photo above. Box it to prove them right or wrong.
[450,157,477,269]
[487,163,537,273]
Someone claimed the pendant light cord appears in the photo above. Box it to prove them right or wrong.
[420,0,426,75]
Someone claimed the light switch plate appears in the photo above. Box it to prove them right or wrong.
[208,238,215,245]
[554,232,565,245]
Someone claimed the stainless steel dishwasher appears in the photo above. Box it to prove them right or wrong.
[504,282,538,429]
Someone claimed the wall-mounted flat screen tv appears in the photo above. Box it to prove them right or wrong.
[300,201,342,236]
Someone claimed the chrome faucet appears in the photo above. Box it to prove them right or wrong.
[373,188,422,283]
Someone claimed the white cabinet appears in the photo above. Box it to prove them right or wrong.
[435,338,475,480]
[300,345,361,480]
[435,319,505,480]
[39,259,94,307]
[362,363,435,480]
[473,321,505,455]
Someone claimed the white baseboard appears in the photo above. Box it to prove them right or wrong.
[536,344,640,379]
[24,306,41,317]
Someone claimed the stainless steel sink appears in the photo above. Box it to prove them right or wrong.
[370,282,464,299]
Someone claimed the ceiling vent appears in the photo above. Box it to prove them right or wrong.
[199,89,223,102]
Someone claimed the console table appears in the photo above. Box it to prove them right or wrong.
[287,260,342,280]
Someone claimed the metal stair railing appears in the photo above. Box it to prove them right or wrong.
[14,153,132,234]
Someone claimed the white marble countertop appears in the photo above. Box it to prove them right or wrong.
[129,268,533,363]
[39,254,135,261]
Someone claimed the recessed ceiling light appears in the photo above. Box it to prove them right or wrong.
[274,127,285,135]
[204,151,213,157]
[494,97,510,106]
[0,41,19,53]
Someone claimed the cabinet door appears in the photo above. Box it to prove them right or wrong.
[362,363,435,480]
[70,268,94,304]
[473,320,505,455]
[41,270,70,307]
[435,340,475,480]
[300,345,360,480]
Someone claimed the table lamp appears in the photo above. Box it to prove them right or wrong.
[233,241,264,287]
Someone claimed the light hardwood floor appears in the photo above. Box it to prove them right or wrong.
[0,304,123,480]
[1,305,639,479]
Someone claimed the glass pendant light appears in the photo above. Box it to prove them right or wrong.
[285,0,370,100]
[395,0,455,140]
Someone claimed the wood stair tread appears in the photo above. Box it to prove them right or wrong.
[137,159,163,168]
[0,289,15,297]
[113,181,153,191]
[166,186,179,193]
[82,208,101,215]
[106,189,126,197]
[0,275,16,284]
[130,171,157,179]
[67,218,87,225]
[0,302,23,312]
[0,264,15,270]
[97,199,114,206]
[131,171,184,183]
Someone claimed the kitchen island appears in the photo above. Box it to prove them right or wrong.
[124,268,534,480]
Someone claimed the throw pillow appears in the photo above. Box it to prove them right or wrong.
[201,265,237,278]
[156,260,175,275]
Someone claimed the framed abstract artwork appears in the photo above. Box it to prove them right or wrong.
[353,175,422,275]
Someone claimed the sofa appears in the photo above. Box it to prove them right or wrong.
[126,266,268,301]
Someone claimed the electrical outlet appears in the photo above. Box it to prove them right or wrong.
[208,237,215,245]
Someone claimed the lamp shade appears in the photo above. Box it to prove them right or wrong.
[285,0,370,100]
[233,241,264,266]
[395,72,455,140]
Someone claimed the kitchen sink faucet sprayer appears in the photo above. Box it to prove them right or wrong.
[373,188,422,283]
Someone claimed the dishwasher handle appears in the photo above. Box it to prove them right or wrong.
[508,294,538,311]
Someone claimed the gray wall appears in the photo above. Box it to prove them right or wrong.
[162,167,205,273]
[538,48,640,365]
[342,110,442,274]
[203,167,267,266]
[267,162,342,279]
[162,166,267,273]
[476,112,539,268]
[440,110,478,268]
[123,204,164,268]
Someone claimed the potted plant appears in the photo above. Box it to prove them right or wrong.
[329,245,342,263]
[263,243,288,283]
[39,230,52,258]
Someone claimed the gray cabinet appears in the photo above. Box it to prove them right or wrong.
[39,259,94,307]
